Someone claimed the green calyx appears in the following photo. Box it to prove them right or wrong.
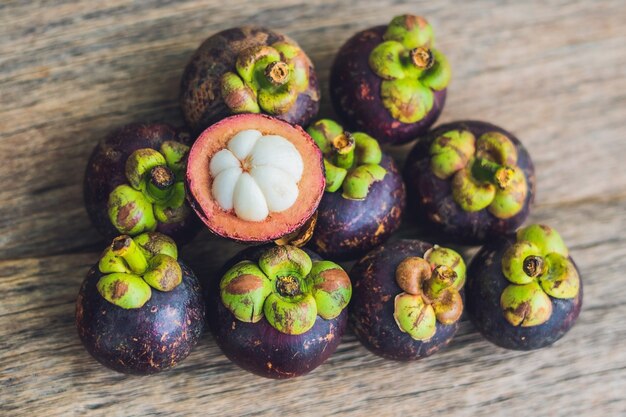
[429,130,529,218]
[368,15,450,123]
[96,233,182,309]
[307,119,387,200]
[107,141,190,236]
[220,42,310,115]
[500,224,580,327]
[220,245,352,335]
[393,246,466,341]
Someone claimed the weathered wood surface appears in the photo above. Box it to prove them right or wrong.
[1,0,625,415]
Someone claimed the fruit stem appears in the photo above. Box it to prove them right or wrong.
[265,61,290,86]
[471,157,514,189]
[111,235,148,275]
[332,132,356,169]
[146,165,175,201]
[423,265,457,301]
[409,47,434,69]
[523,255,545,278]
[276,275,302,297]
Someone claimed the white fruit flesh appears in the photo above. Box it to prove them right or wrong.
[209,129,303,222]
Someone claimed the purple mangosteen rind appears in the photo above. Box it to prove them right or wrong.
[309,154,406,261]
[207,245,350,379]
[180,26,320,134]
[330,20,448,145]
[465,227,583,351]
[76,259,205,375]
[84,123,200,245]
[350,240,466,361]
[405,120,536,245]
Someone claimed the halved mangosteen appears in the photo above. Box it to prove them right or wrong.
[207,244,351,378]
[186,113,325,243]
[350,239,466,360]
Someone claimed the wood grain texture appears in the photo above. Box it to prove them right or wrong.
[1,0,625,415]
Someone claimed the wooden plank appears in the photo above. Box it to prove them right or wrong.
[0,0,625,259]
[1,198,625,416]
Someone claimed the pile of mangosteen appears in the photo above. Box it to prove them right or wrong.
[76,14,582,379]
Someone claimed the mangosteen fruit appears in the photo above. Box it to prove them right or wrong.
[186,113,325,243]
[305,119,405,261]
[84,123,199,244]
[466,224,582,350]
[208,244,351,379]
[405,120,535,244]
[76,232,205,374]
[350,239,466,360]
[180,26,320,134]
[330,15,450,145]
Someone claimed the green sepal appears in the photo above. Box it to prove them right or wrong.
[142,254,182,292]
[488,166,528,218]
[220,261,272,323]
[258,245,312,280]
[393,293,437,341]
[424,246,466,289]
[263,292,317,335]
[501,241,543,285]
[539,253,580,299]
[381,78,434,123]
[125,149,167,192]
[133,232,178,260]
[341,164,387,200]
[429,130,476,179]
[420,49,451,91]
[160,141,189,180]
[96,272,152,309]
[309,261,352,320]
[500,281,552,327]
[154,182,189,223]
[220,72,261,114]
[107,184,157,236]
[98,248,131,274]
[476,131,518,166]
[353,132,383,165]
[383,15,434,50]
[451,166,496,212]
[431,289,463,325]
[258,83,297,115]
[369,41,407,80]
[516,224,569,257]
[323,159,348,193]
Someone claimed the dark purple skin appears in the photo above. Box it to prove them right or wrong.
[466,235,583,350]
[207,246,347,379]
[405,120,536,245]
[350,240,461,361]
[309,155,406,261]
[180,26,320,134]
[76,261,205,374]
[84,123,200,245]
[330,26,446,145]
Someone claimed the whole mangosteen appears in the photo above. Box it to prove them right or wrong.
[466,224,582,350]
[305,119,405,261]
[84,123,199,244]
[180,26,320,134]
[405,120,535,244]
[186,113,325,243]
[330,15,450,145]
[208,244,351,378]
[76,232,205,374]
[350,239,466,360]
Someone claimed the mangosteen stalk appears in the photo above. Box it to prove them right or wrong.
[265,61,290,86]
[332,132,356,170]
[111,235,148,274]
[523,255,545,278]
[471,158,515,189]
[409,47,434,70]
[146,165,176,201]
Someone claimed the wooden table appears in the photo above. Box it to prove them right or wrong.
[2,1,625,415]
